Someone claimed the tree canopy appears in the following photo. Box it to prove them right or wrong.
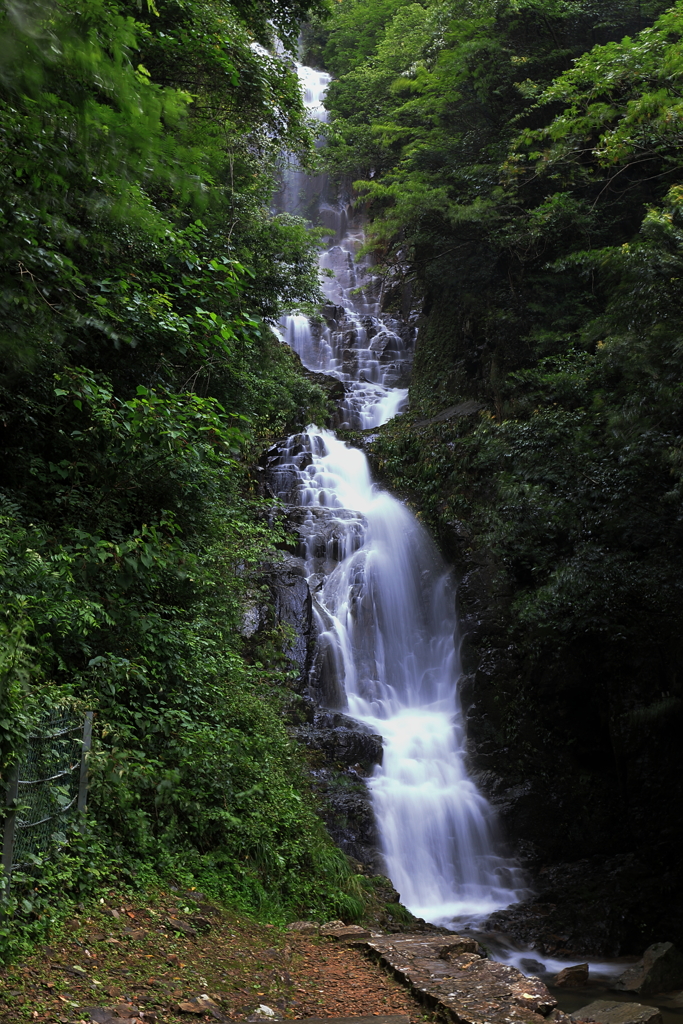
[0,0,373,954]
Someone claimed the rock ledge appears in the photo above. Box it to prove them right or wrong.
[361,934,574,1024]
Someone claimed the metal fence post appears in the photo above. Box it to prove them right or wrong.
[77,711,93,828]
[2,763,20,891]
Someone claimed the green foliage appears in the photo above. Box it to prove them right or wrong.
[317,0,422,76]
[0,502,108,769]
[0,0,354,958]
[0,819,112,958]
[0,0,329,379]
[325,0,683,655]
[321,0,676,413]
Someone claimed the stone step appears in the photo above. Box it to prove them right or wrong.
[302,1017,409,1024]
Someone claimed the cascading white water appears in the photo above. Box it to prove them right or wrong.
[272,63,525,927]
[271,427,524,923]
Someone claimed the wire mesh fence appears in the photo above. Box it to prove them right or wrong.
[2,708,93,889]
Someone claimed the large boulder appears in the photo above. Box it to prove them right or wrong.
[612,941,683,996]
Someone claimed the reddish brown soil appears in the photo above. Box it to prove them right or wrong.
[0,891,426,1024]
[288,937,418,1020]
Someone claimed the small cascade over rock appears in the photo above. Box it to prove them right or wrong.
[266,63,525,928]
[282,307,413,429]
[274,65,416,431]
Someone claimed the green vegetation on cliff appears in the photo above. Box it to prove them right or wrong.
[315,0,683,935]
[0,0,372,958]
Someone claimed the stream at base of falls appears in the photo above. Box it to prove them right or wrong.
[269,60,640,993]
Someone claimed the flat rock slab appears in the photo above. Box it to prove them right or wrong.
[571,1000,663,1024]
[302,1017,409,1024]
[362,935,574,1024]
[322,925,373,941]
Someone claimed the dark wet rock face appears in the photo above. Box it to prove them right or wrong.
[255,556,384,872]
[297,711,384,871]
[293,711,383,766]
[414,505,683,956]
[261,554,314,683]
[313,765,383,870]
[483,855,665,958]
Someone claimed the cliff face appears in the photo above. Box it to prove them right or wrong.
[454,527,683,955]
[255,454,387,875]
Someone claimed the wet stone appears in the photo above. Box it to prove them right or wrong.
[555,964,590,988]
[521,959,547,976]
[262,554,313,680]
[571,1000,663,1024]
[293,712,383,767]
[612,942,683,996]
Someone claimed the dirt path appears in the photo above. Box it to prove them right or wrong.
[0,890,426,1024]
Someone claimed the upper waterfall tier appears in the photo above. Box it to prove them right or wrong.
[274,64,415,430]
[282,308,412,429]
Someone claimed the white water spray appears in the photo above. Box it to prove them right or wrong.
[272,65,525,927]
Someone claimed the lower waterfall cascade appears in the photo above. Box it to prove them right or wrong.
[269,61,527,928]
[269,427,526,924]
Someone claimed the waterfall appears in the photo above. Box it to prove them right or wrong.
[272,63,524,927]
[275,66,413,432]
